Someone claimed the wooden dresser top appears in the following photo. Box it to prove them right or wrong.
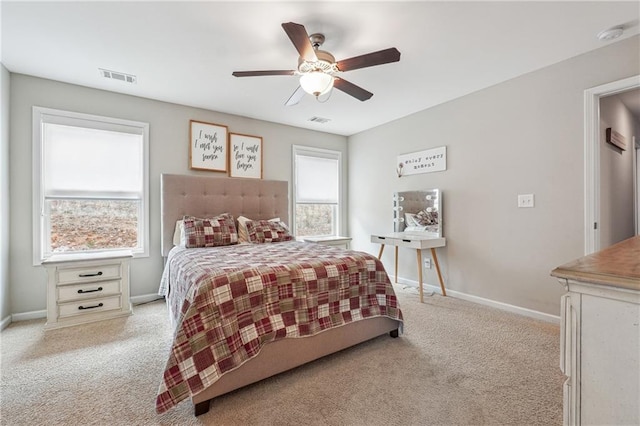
[551,236,640,291]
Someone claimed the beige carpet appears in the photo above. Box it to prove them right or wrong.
[0,285,563,425]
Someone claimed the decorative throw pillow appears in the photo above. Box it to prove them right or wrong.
[245,219,293,243]
[182,213,238,248]
[237,216,283,243]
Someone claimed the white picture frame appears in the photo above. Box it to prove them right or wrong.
[229,133,263,179]
[189,120,228,172]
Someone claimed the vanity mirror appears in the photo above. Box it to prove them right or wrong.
[393,189,442,237]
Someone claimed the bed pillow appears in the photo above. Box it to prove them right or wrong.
[182,213,238,248]
[237,216,284,243]
[244,219,293,243]
[172,220,185,246]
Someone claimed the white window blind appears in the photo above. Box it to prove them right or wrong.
[295,155,339,204]
[33,107,149,264]
[43,124,143,197]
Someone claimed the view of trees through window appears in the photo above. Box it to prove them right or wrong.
[48,200,138,252]
[295,204,334,237]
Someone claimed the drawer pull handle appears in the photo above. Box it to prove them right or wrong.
[402,239,411,242]
[378,237,386,240]
[78,271,103,278]
[77,287,103,294]
[78,303,104,310]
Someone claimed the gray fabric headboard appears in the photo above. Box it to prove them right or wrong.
[161,174,289,256]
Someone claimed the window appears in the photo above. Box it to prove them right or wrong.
[33,107,149,264]
[292,145,342,238]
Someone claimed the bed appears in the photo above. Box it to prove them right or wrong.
[156,174,403,415]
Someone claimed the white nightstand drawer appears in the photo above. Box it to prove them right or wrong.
[58,295,122,318]
[58,280,121,303]
[57,263,122,285]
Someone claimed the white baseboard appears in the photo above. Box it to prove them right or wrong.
[394,277,560,324]
[131,293,164,305]
[1,315,12,331]
[11,309,46,322]
[5,294,164,328]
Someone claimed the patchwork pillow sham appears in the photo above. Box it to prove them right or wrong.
[182,213,238,248]
[244,219,293,243]
[237,216,284,243]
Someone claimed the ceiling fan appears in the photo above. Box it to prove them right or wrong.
[232,22,401,106]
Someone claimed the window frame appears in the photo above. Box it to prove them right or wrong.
[292,145,343,238]
[32,106,150,265]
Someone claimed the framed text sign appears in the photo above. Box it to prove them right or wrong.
[189,120,228,172]
[229,133,263,179]
[397,146,447,177]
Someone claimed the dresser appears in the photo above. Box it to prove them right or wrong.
[551,236,640,426]
[42,250,133,330]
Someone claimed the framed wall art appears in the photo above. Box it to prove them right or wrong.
[397,146,447,177]
[229,133,263,179]
[189,120,228,172]
[605,127,626,150]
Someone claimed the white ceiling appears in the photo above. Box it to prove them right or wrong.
[2,1,639,136]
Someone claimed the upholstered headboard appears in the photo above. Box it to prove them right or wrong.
[161,174,289,256]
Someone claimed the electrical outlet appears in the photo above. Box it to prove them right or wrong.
[424,258,432,269]
[517,194,535,208]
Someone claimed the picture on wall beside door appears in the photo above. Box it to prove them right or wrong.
[606,127,627,150]
[189,120,228,172]
[229,133,263,179]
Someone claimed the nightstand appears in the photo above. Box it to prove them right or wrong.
[303,236,352,249]
[42,250,133,330]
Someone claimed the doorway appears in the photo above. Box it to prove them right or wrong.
[584,75,640,254]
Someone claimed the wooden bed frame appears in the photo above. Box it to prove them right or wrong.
[160,174,401,416]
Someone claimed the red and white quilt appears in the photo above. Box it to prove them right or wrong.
[156,241,402,413]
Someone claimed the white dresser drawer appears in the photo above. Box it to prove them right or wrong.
[371,235,391,245]
[57,279,122,303]
[57,263,122,285]
[371,235,422,249]
[58,295,122,319]
[371,234,446,250]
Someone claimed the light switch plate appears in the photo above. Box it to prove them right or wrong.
[518,194,535,208]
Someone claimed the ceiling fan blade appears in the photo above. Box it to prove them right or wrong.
[333,77,373,101]
[232,70,296,77]
[281,22,317,62]
[336,48,401,72]
[285,86,306,106]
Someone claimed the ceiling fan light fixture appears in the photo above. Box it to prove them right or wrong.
[597,26,624,41]
[299,71,334,97]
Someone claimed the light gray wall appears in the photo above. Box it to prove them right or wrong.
[599,93,640,247]
[348,35,640,316]
[9,74,347,315]
[1,64,10,322]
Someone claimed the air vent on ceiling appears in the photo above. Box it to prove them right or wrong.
[308,116,331,124]
[99,68,137,84]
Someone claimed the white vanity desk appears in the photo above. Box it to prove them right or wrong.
[371,232,446,302]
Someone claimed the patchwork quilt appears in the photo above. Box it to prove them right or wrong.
[156,241,402,413]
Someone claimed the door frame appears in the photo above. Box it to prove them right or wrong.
[634,136,639,236]
[584,75,640,254]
